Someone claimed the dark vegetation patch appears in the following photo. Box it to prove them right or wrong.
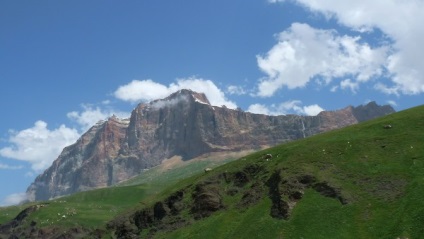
[312,182,348,205]
[107,189,188,238]
[191,183,224,219]
[356,176,408,202]
[266,170,348,219]
[237,182,265,209]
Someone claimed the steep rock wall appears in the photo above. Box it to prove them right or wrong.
[27,89,395,201]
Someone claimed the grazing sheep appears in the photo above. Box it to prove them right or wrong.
[383,124,392,129]
[264,154,273,161]
[204,168,212,173]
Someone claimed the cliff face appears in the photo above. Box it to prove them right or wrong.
[26,89,395,201]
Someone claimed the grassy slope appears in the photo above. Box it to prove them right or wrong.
[152,105,424,239]
[0,157,236,228]
[1,105,423,238]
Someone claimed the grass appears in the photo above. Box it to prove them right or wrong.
[0,155,237,229]
[119,157,236,188]
[0,204,36,224]
[26,185,148,228]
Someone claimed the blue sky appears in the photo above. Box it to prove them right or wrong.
[1,0,423,205]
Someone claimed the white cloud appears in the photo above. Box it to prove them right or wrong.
[247,100,323,116]
[330,85,338,92]
[0,121,80,172]
[0,163,23,170]
[67,106,108,131]
[302,104,324,116]
[227,85,247,95]
[278,100,303,114]
[340,79,359,93]
[374,83,400,96]
[67,104,130,132]
[1,192,28,206]
[114,77,237,109]
[114,79,169,103]
[256,22,389,97]
[270,0,424,95]
[151,94,189,110]
[247,104,272,115]
[387,100,397,107]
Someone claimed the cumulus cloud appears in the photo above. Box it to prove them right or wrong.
[247,104,272,115]
[0,121,80,171]
[302,104,324,116]
[1,192,28,206]
[114,77,237,109]
[227,85,247,95]
[247,100,324,116]
[340,79,359,94]
[256,22,389,97]
[67,104,130,132]
[114,79,169,103]
[270,0,424,95]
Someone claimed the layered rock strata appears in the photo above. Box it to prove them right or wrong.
[27,89,395,201]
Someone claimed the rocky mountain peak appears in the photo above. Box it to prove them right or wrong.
[351,101,395,122]
[143,89,211,111]
[169,89,210,105]
[26,90,395,201]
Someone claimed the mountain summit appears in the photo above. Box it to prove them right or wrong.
[26,90,395,201]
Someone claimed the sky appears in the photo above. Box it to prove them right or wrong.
[0,0,423,206]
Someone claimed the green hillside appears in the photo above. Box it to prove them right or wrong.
[1,105,423,238]
[0,154,239,236]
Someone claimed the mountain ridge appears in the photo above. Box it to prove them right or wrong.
[26,89,395,201]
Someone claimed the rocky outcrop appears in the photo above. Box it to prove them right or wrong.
[26,89,395,201]
[266,172,348,220]
[191,183,224,219]
[351,101,395,122]
[106,160,349,238]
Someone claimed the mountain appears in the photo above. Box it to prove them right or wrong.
[26,89,395,201]
[1,105,421,239]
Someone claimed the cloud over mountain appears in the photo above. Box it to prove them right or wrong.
[114,77,237,109]
[67,105,130,132]
[248,100,324,116]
